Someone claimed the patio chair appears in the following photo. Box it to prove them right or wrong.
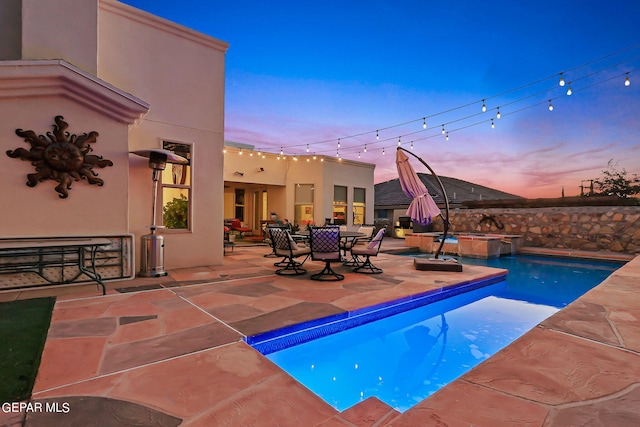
[350,228,386,274]
[223,226,235,255]
[269,227,310,275]
[308,226,344,281]
[341,225,376,266]
[230,219,252,238]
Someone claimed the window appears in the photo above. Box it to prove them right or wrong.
[353,187,366,225]
[161,142,192,230]
[235,189,245,221]
[333,185,347,225]
[294,184,314,227]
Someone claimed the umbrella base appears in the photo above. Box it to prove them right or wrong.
[414,258,463,272]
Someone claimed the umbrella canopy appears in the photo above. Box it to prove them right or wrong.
[396,149,441,226]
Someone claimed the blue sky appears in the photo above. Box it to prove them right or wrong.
[121,0,640,198]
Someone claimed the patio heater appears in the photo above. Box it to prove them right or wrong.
[131,148,188,277]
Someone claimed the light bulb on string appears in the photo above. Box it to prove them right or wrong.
[239,148,243,155]
[306,144,309,152]
[382,147,386,155]
[280,147,284,156]
[481,100,487,112]
[445,132,449,141]
[257,149,262,156]
[376,130,379,140]
[625,73,631,86]
[357,152,361,159]
[364,144,367,153]
[559,73,565,86]
[566,84,572,95]
[496,107,501,119]
[410,141,414,150]
[491,119,495,129]
[337,139,341,149]
[422,118,427,129]
[441,124,445,134]
[398,136,401,146]
[548,100,554,111]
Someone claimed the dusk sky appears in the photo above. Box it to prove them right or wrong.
[121,0,640,198]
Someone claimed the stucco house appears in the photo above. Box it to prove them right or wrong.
[0,0,228,279]
[0,0,376,292]
[223,143,375,234]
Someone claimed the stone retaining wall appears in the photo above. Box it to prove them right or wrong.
[430,206,640,254]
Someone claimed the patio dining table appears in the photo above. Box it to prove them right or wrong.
[293,230,366,259]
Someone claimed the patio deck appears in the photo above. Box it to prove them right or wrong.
[1,238,639,426]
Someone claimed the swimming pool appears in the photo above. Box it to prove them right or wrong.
[255,255,622,412]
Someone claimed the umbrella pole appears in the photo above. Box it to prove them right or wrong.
[397,147,450,259]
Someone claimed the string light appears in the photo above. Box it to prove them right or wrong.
[491,118,495,128]
[410,141,414,150]
[422,118,427,129]
[232,47,639,160]
[357,152,361,159]
[257,149,262,156]
[445,132,449,141]
[238,149,243,155]
[382,147,386,155]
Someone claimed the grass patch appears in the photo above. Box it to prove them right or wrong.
[0,297,55,402]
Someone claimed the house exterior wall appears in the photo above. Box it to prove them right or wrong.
[1,97,131,237]
[223,149,375,229]
[1,0,228,271]
[0,0,22,60]
[97,0,228,270]
[22,0,99,75]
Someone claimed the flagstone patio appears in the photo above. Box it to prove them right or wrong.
[1,240,638,426]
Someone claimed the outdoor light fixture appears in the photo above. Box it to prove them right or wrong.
[481,100,487,112]
[567,86,573,95]
[496,107,501,119]
[130,148,188,277]
[559,73,565,86]
[548,100,554,111]
[625,73,631,86]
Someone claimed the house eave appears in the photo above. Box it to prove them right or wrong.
[0,59,150,124]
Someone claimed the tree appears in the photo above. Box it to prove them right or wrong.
[593,159,640,198]
[163,194,189,229]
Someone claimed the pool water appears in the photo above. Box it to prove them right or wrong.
[264,255,622,412]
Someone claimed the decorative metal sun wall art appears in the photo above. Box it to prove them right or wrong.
[7,115,113,198]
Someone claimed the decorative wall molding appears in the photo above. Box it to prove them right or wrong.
[0,60,150,123]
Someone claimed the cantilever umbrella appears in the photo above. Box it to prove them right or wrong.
[395,147,459,271]
[396,149,441,226]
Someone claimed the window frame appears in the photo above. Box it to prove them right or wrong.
[160,140,193,232]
